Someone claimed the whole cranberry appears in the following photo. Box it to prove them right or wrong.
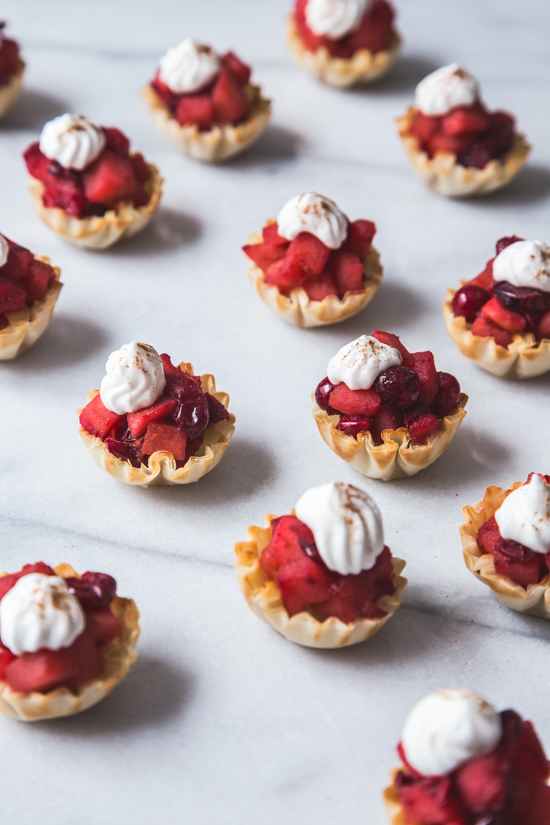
[336,415,372,437]
[493,281,550,315]
[430,372,461,418]
[494,537,538,563]
[65,572,117,608]
[166,371,202,402]
[452,284,489,322]
[458,143,492,170]
[172,394,209,440]
[374,366,419,408]
[315,376,337,413]
[496,235,524,256]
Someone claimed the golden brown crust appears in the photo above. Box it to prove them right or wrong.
[397,106,530,197]
[142,83,271,162]
[460,482,550,619]
[286,14,401,88]
[0,256,62,360]
[443,289,550,378]
[79,362,236,487]
[0,563,140,721]
[244,226,383,328]
[28,160,163,249]
[234,512,407,648]
[0,58,24,120]
[383,775,411,825]
[312,394,468,481]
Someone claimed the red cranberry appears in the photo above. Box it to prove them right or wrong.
[458,143,493,170]
[172,394,210,440]
[336,415,372,437]
[493,281,550,316]
[494,537,538,563]
[452,284,489,322]
[65,572,117,608]
[374,366,420,408]
[430,372,461,418]
[496,235,524,255]
[166,371,202,401]
[315,376,337,413]
[205,393,230,424]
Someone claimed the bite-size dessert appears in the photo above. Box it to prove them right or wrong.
[79,342,235,487]
[0,233,62,360]
[235,481,407,648]
[287,0,401,88]
[243,192,383,328]
[313,332,467,480]
[143,39,271,162]
[444,236,550,378]
[0,562,139,721]
[384,688,550,825]
[397,64,530,197]
[23,114,163,249]
[0,22,24,120]
[461,473,550,619]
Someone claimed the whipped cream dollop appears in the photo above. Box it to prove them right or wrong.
[100,342,166,415]
[295,482,384,575]
[495,474,550,555]
[0,574,85,655]
[492,240,550,293]
[277,192,348,250]
[305,0,371,39]
[402,689,502,777]
[0,234,9,268]
[415,64,480,117]
[327,335,402,390]
[39,113,106,171]
[159,39,221,94]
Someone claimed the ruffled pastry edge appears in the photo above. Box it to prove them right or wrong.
[0,58,24,120]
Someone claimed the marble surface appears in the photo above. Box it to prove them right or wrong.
[1,1,550,822]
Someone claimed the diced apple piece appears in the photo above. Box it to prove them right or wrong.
[476,515,501,555]
[103,127,130,156]
[369,403,405,443]
[176,94,215,129]
[22,260,54,303]
[264,255,306,294]
[79,394,125,440]
[442,104,491,136]
[535,309,550,341]
[211,67,248,124]
[85,606,122,646]
[329,383,381,417]
[262,222,289,247]
[372,330,415,368]
[243,241,287,272]
[287,232,331,277]
[82,150,139,208]
[303,271,338,301]
[0,276,26,313]
[277,557,334,616]
[222,51,251,86]
[481,296,526,333]
[410,351,438,406]
[343,219,376,258]
[127,397,176,438]
[328,250,364,296]
[260,515,316,580]
[470,314,513,348]
[142,422,187,460]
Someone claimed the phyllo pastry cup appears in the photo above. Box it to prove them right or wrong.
[79,363,236,487]
[0,255,62,360]
[397,107,530,198]
[286,14,401,88]
[383,774,408,825]
[460,483,550,619]
[0,564,140,722]
[0,57,24,120]
[234,512,407,649]
[28,161,163,250]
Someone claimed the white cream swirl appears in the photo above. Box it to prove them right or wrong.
[277,192,348,250]
[492,240,550,293]
[0,234,9,268]
[327,335,402,390]
[100,342,166,415]
[0,574,85,655]
[159,39,221,94]
[305,0,371,39]
[402,689,502,776]
[295,482,385,575]
[495,474,550,555]
[415,64,480,117]
[39,113,106,171]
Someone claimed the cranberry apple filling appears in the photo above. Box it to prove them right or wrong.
[294,0,395,59]
[0,236,57,331]
[0,22,21,86]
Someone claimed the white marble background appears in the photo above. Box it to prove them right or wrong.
[0,1,549,823]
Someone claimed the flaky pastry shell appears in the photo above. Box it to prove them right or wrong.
[312,394,468,481]
[142,83,271,163]
[397,107,530,198]
[0,58,24,120]
[234,512,407,648]
[383,773,413,825]
[245,227,383,328]
[443,289,550,379]
[79,363,236,487]
[460,482,550,619]
[28,160,163,249]
[0,563,140,722]
[286,15,401,88]
[0,256,62,360]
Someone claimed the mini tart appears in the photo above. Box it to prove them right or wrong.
[286,14,401,88]
[79,362,235,487]
[444,287,550,379]
[0,564,140,722]
[0,255,62,360]
[235,512,407,648]
[397,106,530,198]
[28,160,163,250]
[313,393,468,481]
[142,83,271,163]
[0,56,24,120]
[460,482,550,619]
[245,227,383,328]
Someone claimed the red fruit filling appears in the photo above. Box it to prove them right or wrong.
[260,515,395,622]
[0,236,57,327]
[243,219,376,302]
[79,354,230,469]
[315,331,461,445]
[0,23,21,86]
[23,126,152,220]
[452,236,550,348]
[151,50,253,130]
[396,709,550,825]
[294,0,395,59]
[0,564,122,694]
